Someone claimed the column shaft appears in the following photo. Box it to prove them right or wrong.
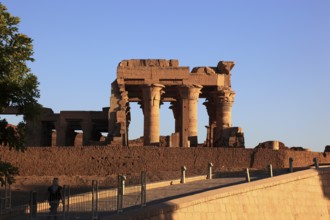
[55,120,67,146]
[142,84,165,145]
[169,101,181,133]
[203,99,217,147]
[215,91,235,129]
[188,97,198,137]
[82,122,93,146]
[214,89,235,146]
[178,85,202,147]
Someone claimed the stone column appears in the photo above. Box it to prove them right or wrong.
[124,103,130,146]
[169,101,181,133]
[25,119,43,146]
[203,99,217,147]
[81,121,93,146]
[178,84,203,147]
[142,84,165,145]
[55,120,67,146]
[213,89,235,146]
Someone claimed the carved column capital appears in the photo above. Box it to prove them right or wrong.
[213,88,236,146]
[142,83,165,104]
[169,101,178,118]
[178,84,203,100]
[214,89,236,104]
[203,98,216,122]
[203,98,215,110]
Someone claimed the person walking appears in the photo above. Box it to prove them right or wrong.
[48,177,63,219]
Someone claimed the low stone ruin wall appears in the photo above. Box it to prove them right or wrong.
[1,147,329,178]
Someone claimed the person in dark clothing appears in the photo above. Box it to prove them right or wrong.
[47,177,63,219]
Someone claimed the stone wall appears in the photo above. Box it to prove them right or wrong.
[107,168,330,220]
[251,149,329,168]
[1,147,330,178]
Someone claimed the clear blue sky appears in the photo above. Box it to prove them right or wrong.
[2,1,330,151]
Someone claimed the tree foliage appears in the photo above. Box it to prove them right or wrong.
[0,3,41,186]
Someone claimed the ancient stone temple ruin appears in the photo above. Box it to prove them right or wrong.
[24,59,245,147]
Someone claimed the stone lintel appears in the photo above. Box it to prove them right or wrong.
[118,59,179,68]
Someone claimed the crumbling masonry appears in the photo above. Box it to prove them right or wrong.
[24,59,244,147]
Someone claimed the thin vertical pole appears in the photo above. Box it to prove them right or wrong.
[268,164,273,177]
[66,186,70,220]
[141,171,147,207]
[0,195,3,220]
[4,176,11,209]
[122,176,126,195]
[289,158,293,173]
[245,168,251,182]
[62,185,70,220]
[92,180,98,219]
[96,181,98,217]
[62,185,66,220]
[181,166,186,184]
[29,191,37,220]
[313,158,319,169]
[117,175,123,213]
[92,180,95,218]
[208,162,213,179]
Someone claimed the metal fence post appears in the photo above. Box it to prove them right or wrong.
[245,168,251,182]
[141,171,147,207]
[0,196,3,220]
[207,162,213,179]
[62,185,66,220]
[62,185,70,220]
[4,177,11,210]
[95,181,99,217]
[181,166,187,184]
[313,158,319,169]
[289,158,293,173]
[29,191,37,220]
[122,175,126,195]
[117,175,123,213]
[268,164,273,177]
[92,180,99,219]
